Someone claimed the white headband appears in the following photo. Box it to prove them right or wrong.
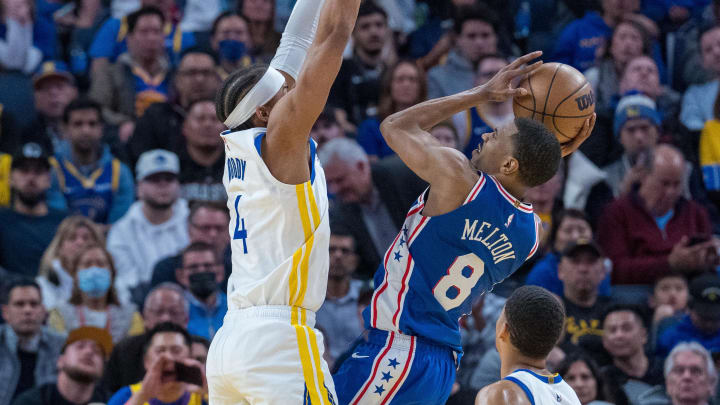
[223,67,285,129]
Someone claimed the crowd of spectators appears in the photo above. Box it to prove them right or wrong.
[1,0,720,404]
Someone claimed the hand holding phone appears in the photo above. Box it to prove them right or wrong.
[174,361,204,386]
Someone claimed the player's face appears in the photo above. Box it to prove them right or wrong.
[390,63,421,107]
[619,118,658,156]
[58,339,105,381]
[65,109,103,153]
[666,351,714,404]
[620,56,659,98]
[564,360,598,404]
[456,20,497,64]
[652,276,688,312]
[553,217,592,253]
[701,27,720,75]
[176,54,220,104]
[610,23,644,66]
[602,311,646,359]
[353,13,388,55]
[183,101,225,149]
[1,287,45,337]
[470,122,516,175]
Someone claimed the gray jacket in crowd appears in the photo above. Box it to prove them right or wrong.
[427,49,476,100]
[0,324,65,405]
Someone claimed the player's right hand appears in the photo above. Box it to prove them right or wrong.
[476,51,543,103]
[560,113,596,157]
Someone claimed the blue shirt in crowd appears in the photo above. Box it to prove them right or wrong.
[656,314,720,358]
[525,252,613,297]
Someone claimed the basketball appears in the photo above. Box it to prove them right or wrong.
[512,62,595,144]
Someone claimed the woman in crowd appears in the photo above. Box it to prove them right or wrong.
[238,0,280,62]
[525,209,612,296]
[357,60,427,161]
[556,353,618,405]
[48,243,144,343]
[0,0,42,73]
[36,216,105,309]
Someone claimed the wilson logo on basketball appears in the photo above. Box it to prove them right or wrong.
[574,92,595,112]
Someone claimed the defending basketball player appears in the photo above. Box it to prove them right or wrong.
[205,0,361,403]
[475,286,581,405]
[331,51,596,404]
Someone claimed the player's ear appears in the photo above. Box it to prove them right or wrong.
[256,106,270,123]
[500,156,519,176]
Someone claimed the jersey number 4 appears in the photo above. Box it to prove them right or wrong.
[233,195,248,253]
[433,253,485,310]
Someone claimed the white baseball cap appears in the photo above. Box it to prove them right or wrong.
[136,149,180,181]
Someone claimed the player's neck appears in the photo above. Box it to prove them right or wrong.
[326,276,350,299]
[500,355,548,379]
[613,350,648,378]
[495,176,527,204]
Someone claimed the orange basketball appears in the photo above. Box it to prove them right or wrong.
[512,62,595,144]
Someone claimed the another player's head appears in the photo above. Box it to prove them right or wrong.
[215,63,289,131]
[496,286,565,361]
[471,117,561,188]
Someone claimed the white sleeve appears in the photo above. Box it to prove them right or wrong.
[269,0,326,80]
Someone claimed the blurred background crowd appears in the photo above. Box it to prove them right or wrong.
[1,0,720,404]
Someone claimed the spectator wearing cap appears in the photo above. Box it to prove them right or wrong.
[89,7,173,141]
[210,12,254,80]
[107,149,189,305]
[0,279,65,405]
[556,239,611,366]
[310,107,346,151]
[0,142,66,276]
[598,144,716,286]
[11,326,112,405]
[656,273,720,358]
[45,98,135,225]
[127,47,221,168]
[601,304,665,403]
[102,282,189,394]
[22,62,78,154]
[681,25,720,131]
[427,5,499,100]
[319,138,426,278]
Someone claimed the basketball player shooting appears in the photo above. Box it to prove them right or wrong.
[332,51,596,404]
[205,0,361,403]
[475,286,581,405]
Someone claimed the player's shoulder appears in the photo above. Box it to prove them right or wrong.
[475,380,530,405]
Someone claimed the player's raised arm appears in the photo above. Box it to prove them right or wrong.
[263,0,361,176]
[380,51,543,186]
[475,381,532,405]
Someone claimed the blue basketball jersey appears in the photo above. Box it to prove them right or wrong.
[364,173,541,353]
[50,157,120,224]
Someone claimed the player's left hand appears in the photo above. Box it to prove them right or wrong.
[560,113,596,157]
[476,51,543,103]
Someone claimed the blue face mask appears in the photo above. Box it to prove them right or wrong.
[76,267,112,298]
[218,40,247,62]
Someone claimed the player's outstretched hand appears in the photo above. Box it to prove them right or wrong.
[477,51,543,103]
[560,113,596,157]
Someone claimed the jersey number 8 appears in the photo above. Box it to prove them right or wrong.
[433,253,485,310]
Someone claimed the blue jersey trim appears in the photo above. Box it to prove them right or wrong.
[515,369,563,384]
[504,376,536,405]
[254,132,266,157]
[309,138,317,185]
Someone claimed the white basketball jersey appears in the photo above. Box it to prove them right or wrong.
[504,369,582,405]
[221,127,330,312]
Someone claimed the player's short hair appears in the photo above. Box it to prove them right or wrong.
[127,6,165,33]
[63,97,102,124]
[142,322,192,357]
[512,117,561,187]
[504,286,565,359]
[215,63,269,131]
[453,4,499,35]
[357,1,387,21]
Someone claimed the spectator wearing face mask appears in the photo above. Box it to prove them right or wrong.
[175,242,226,340]
[48,244,144,343]
[210,12,254,80]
